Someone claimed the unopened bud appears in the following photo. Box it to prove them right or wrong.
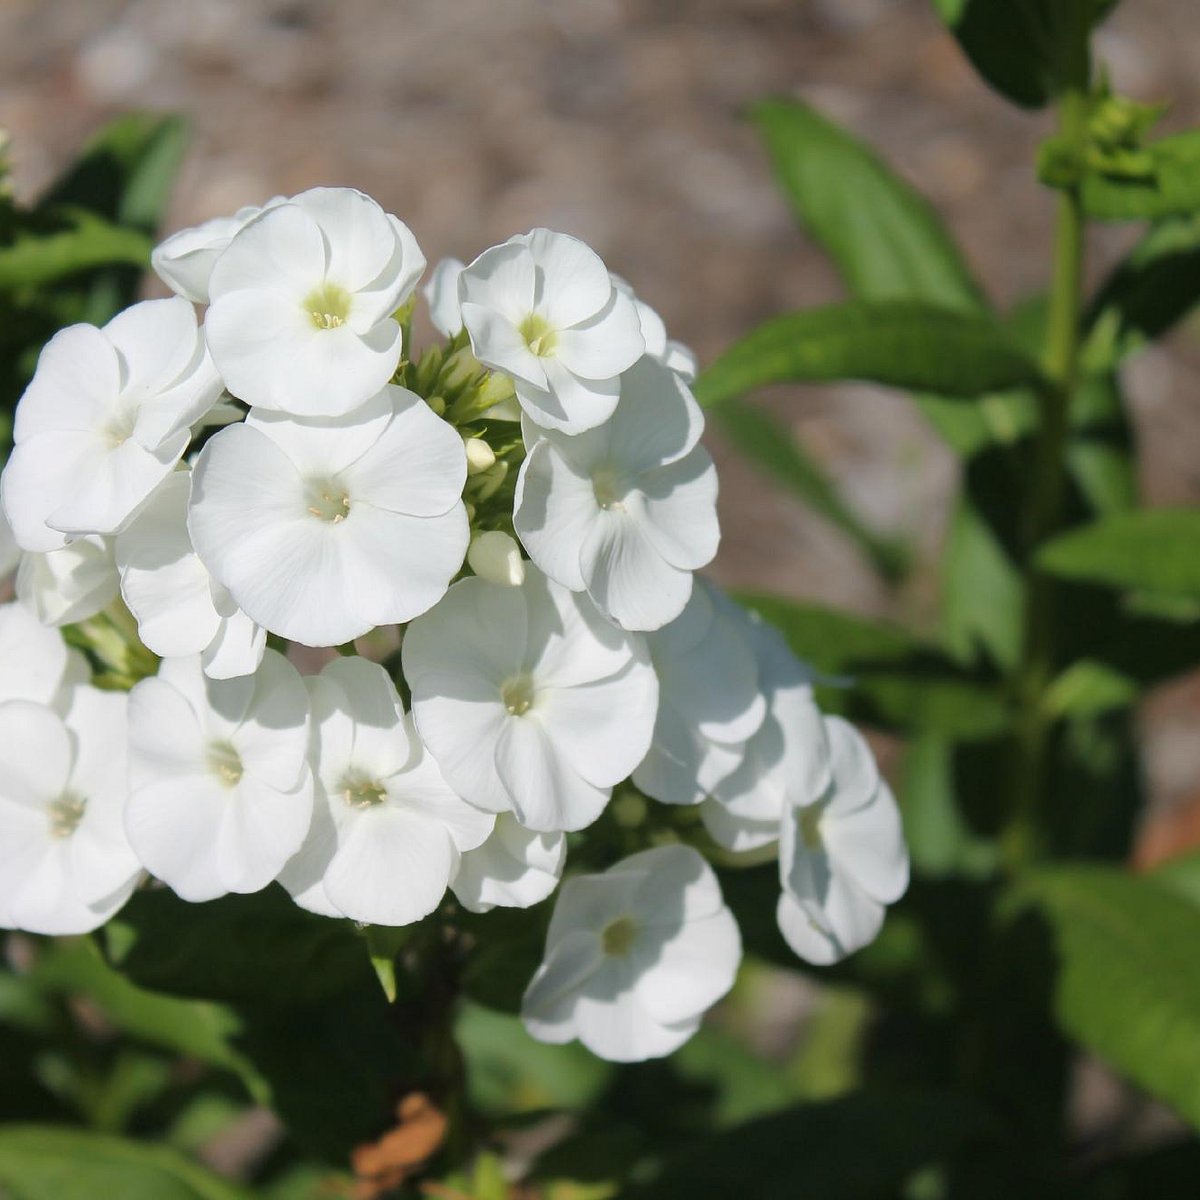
[464,437,495,475]
[439,345,482,394]
[468,531,525,587]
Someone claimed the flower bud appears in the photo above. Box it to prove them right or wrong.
[464,437,496,476]
[439,345,483,394]
[467,531,525,587]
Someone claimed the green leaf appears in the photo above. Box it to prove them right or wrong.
[0,208,151,288]
[103,885,372,1007]
[1038,509,1200,599]
[738,594,1011,739]
[625,1090,992,1199]
[1084,214,1200,369]
[1013,865,1200,1130]
[751,98,984,310]
[1082,132,1200,221]
[694,301,1045,411]
[1043,659,1138,718]
[0,1125,251,1200]
[713,396,907,579]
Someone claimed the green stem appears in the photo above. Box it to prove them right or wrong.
[1002,84,1090,872]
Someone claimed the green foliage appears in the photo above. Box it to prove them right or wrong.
[1038,509,1200,599]
[1081,131,1200,221]
[695,301,1045,411]
[0,1126,252,1200]
[1012,867,1200,1130]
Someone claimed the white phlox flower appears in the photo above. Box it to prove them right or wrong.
[514,355,718,631]
[1,298,221,553]
[633,581,766,806]
[0,686,141,934]
[699,614,829,854]
[116,470,265,679]
[611,275,698,382]
[0,599,77,706]
[403,567,658,833]
[776,715,909,966]
[424,256,465,337]
[188,385,469,647]
[125,651,313,902]
[151,197,285,305]
[15,536,120,628]
[280,656,493,926]
[520,844,741,1062]
[459,229,644,434]
[451,812,565,914]
[204,187,425,417]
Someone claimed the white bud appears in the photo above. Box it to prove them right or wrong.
[468,532,525,588]
[464,437,496,475]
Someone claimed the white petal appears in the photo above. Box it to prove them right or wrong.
[551,287,644,379]
[216,773,313,894]
[451,813,565,913]
[0,700,72,804]
[291,187,397,293]
[202,607,267,680]
[521,358,620,434]
[513,440,596,592]
[0,601,70,705]
[13,324,122,442]
[573,959,699,1062]
[495,716,609,832]
[776,890,841,966]
[606,356,704,472]
[424,257,465,336]
[317,656,410,780]
[208,200,327,298]
[2,431,107,552]
[635,906,741,1026]
[520,928,605,1044]
[527,229,613,329]
[619,843,727,925]
[461,302,546,389]
[824,715,883,817]
[460,240,537,325]
[126,674,208,790]
[825,781,909,905]
[635,448,720,571]
[230,650,311,791]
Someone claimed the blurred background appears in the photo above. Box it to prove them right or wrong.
[1,0,1199,1136]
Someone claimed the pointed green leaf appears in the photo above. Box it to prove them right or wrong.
[1038,509,1200,599]
[1014,866,1200,1130]
[694,302,1045,410]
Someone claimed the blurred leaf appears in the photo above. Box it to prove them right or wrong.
[1067,372,1137,518]
[1013,865,1200,1129]
[103,886,371,1007]
[695,302,1045,411]
[458,899,553,1015]
[1043,659,1138,718]
[1083,213,1200,368]
[738,593,1011,739]
[752,98,984,310]
[1038,509,1200,599]
[1082,132,1200,221]
[713,396,907,579]
[0,1125,251,1200]
[625,1089,992,1199]
[0,208,150,287]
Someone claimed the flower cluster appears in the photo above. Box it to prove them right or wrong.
[0,187,909,1063]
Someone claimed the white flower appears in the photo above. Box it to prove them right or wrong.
[633,582,766,806]
[459,229,644,434]
[125,651,312,902]
[0,687,140,934]
[514,355,718,631]
[451,813,565,914]
[0,599,76,706]
[116,471,265,679]
[188,386,468,647]
[0,504,18,579]
[467,531,525,587]
[521,844,741,1062]
[701,615,828,854]
[280,656,493,926]
[776,715,909,965]
[611,276,697,381]
[1,298,221,553]
[152,197,285,304]
[424,257,465,337]
[205,187,425,417]
[15,536,120,628]
[404,567,658,833]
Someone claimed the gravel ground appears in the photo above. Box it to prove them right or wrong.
[1,0,1198,833]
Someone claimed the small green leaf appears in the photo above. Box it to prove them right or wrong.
[1038,509,1200,599]
[1013,865,1200,1130]
[1043,659,1139,718]
[714,396,908,579]
[694,301,1045,411]
[1082,132,1200,221]
[0,208,151,288]
[752,98,985,310]
[0,1125,252,1200]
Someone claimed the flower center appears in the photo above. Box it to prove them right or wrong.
[303,281,352,330]
[601,915,638,957]
[501,673,536,717]
[306,480,352,523]
[798,803,825,851]
[103,406,138,448]
[518,312,558,358]
[591,465,627,511]
[48,793,86,838]
[207,742,244,788]
[341,772,388,809]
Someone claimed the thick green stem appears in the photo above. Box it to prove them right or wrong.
[1002,85,1090,872]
